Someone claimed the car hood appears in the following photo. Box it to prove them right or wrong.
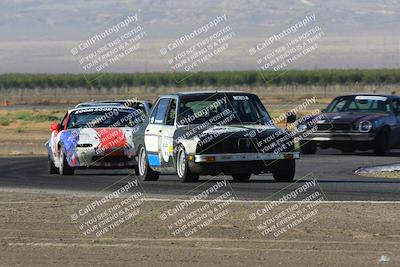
[314,112,389,125]
[59,127,136,150]
[205,125,280,137]
[179,124,281,139]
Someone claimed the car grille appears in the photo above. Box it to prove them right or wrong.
[198,137,261,154]
[92,155,132,163]
[316,123,350,131]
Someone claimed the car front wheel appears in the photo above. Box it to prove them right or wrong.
[340,145,356,153]
[138,146,159,181]
[374,128,390,156]
[300,141,317,154]
[176,145,199,182]
[59,149,74,176]
[232,173,251,182]
[48,155,58,174]
[272,159,295,182]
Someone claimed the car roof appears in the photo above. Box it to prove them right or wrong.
[75,102,123,108]
[75,99,151,108]
[98,99,150,103]
[335,94,398,99]
[160,91,256,97]
[68,105,137,114]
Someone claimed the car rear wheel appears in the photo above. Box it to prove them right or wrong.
[374,128,390,156]
[340,145,356,153]
[232,173,251,182]
[138,146,159,181]
[133,166,139,175]
[272,160,295,182]
[59,149,74,176]
[300,141,317,154]
[176,145,199,183]
[48,155,58,174]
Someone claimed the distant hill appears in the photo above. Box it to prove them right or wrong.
[0,0,399,72]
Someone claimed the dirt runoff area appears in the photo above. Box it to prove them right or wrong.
[0,191,399,267]
[358,172,400,179]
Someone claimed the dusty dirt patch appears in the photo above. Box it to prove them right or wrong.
[0,191,399,266]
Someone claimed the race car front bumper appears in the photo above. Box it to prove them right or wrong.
[70,146,137,168]
[188,152,298,175]
[299,132,375,142]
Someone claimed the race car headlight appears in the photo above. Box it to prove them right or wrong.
[358,121,372,133]
[297,124,308,133]
[193,136,201,142]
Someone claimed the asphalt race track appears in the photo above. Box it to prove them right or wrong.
[0,149,399,201]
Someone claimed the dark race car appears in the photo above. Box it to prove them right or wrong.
[298,94,400,155]
[137,91,299,183]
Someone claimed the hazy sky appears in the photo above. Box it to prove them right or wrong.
[0,0,399,73]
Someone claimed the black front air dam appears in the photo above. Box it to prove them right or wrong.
[188,160,288,175]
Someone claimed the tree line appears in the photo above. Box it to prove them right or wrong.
[0,69,399,89]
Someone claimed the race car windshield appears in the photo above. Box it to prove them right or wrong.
[67,108,145,129]
[122,102,147,114]
[177,94,272,125]
[326,96,391,113]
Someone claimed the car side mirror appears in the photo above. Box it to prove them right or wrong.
[50,122,62,132]
[286,113,296,123]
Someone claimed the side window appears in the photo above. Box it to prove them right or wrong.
[154,98,170,124]
[393,99,400,114]
[331,99,346,112]
[60,113,68,129]
[149,101,158,124]
[165,99,177,126]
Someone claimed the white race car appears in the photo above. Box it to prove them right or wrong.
[137,91,299,182]
[45,105,146,175]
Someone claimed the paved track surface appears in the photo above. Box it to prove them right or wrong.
[0,149,399,201]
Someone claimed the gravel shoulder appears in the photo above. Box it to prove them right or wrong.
[359,171,400,178]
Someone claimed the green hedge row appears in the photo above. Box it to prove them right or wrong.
[0,69,399,89]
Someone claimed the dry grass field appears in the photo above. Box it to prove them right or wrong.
[1,84,398,105]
